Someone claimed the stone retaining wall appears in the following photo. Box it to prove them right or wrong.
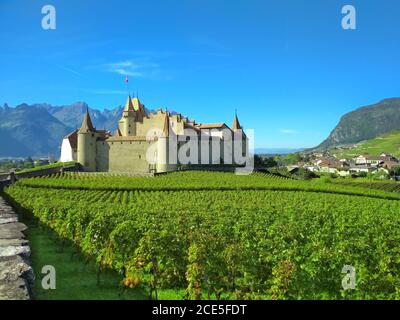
[0,196,33,300]
[0,163,81,192]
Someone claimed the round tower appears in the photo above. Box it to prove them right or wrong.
[156,113,171,173]
[77,110,97,171]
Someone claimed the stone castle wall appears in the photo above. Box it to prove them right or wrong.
[0,196,33,300]
[96,139,156,174]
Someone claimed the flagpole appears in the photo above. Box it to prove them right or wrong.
[125,75,130,97]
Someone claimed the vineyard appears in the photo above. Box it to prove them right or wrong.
[13,171,400,200]
[4,171,400,299]
[333,178,400,193]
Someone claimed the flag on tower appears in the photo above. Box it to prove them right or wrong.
[125,75,129,84]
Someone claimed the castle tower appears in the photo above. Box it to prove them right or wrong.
[132,97,146,122]
[77,109,97,171]
[119,95,137,136]
[232,112,247,164]
[156,113,172,173]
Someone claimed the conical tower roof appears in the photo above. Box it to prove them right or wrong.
[79,109,95,133]
[131,97,146,114]
[132,97,140,111]
[232,113,241,131]
[124,95,135,112]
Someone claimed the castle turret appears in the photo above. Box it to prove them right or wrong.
[232,113,241,131]
[132,97,147,122]
[156,113,171,173]
[77,109,97,171]
[231,112,247,164]
[118,95,137,136]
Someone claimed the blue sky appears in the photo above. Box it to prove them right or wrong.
[1,0,400,148]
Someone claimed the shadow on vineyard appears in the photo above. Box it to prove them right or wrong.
[24,218,149,300]
[19,215,205,300]
[21,215,220,300]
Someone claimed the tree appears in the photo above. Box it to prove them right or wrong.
[23,161,34,169]
[264,157,278,168]
[283,153,302,165]
[254,155,264,167]
[254,155,278,168]
[292,168,318,180]
[390,166,400,177]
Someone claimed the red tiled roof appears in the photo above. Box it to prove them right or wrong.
[199,123,227,129]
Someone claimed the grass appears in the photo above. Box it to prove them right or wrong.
[6,183,239,300]
[19,209,219,300]
[25,220,147,300]
[331,131,400,158]
[21,214,187,300]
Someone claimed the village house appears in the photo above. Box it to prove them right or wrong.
[318,159,350,176]
[349,164,389,175]
[381,160,400,170]
[298,150,399,178]
[354,155,383,166]
[378,153,400,169]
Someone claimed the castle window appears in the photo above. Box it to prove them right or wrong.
[139,155,141,159]
[91,134,94,137]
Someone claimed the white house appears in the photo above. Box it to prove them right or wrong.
[354,155,382,166]
[59,130,78,162]
[317,159,350,176]
[349,165,388,175]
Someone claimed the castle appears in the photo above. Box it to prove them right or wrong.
[60,96,248,174]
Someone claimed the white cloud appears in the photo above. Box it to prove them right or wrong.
[55,64,82,76]
[104,59,167,80]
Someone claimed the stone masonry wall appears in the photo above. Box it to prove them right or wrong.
[0,196,33,300]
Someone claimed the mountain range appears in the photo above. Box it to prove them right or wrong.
[317,98,400,150]
[0,102,125,157]
[0,102,182,158]
[2,97,400,158]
